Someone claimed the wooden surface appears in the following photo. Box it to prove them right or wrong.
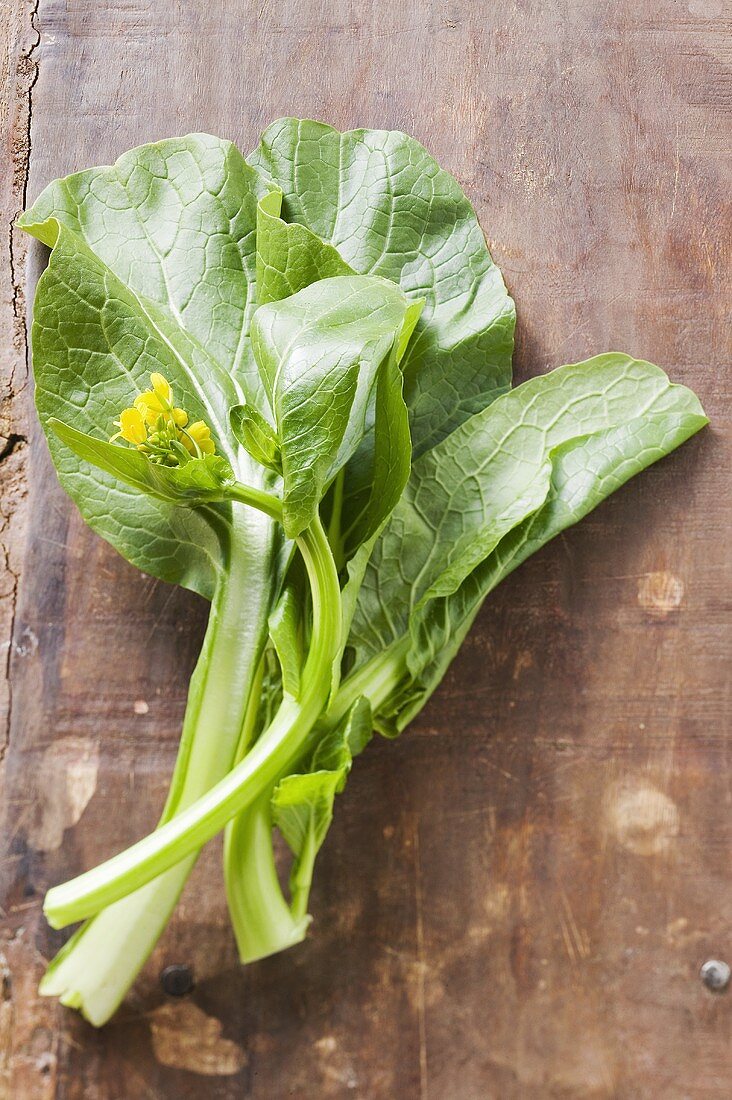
[1,1,731,1096]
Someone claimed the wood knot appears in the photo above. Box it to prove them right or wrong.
[605,778,680,856]
[637,571,684,620]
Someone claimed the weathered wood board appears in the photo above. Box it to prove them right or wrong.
[1,1,730,1096]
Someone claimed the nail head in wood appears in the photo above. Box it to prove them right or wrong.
[160,964,195,997]
[700,960,730,993]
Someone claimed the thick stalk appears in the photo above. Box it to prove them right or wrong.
[39,505,278,1025]
[224,635,411,959]
[223,651,310,963]
[44,513,340,929]
[223,793,310,962]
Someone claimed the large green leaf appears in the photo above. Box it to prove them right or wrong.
[249,119,515,456]
[29,223,249,596]
[391,407,707,732]
[21,135,275,597]
[20,133,270,402]
[347,354,707,727]
[251,274,420,537]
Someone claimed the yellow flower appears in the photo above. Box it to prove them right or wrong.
[135,391,166,425]
[134,373,175,425]
[113,372,215,465]
[183,420,215,456]
[150,373,173,404]
[114,407,148,446]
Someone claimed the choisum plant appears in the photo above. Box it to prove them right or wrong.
[19,119,707,1025]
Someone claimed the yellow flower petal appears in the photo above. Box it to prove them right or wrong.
[182,420,215,456]
[188,421,212,444]
[135,392,168,426]
[172,407,188,427]
[150,373,173,405]
[118,407,148,445]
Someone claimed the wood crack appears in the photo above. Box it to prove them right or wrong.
[1,0,40,783]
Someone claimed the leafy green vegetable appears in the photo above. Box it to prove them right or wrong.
[249,119,516,455]
[20,121,707,1028]
[347,354,707,732]
[273,697,372,918]
[250,273,420,537]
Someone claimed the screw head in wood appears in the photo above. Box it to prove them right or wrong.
[699,959,730,993]
[160,964,195,997]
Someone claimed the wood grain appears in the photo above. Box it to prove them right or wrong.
[1,1,730,1096]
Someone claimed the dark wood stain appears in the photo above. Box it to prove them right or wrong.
[1,1,730,1097]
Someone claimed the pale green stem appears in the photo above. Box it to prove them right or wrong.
[39,505,279,1025]
[44,511,340,929]
[223,793,310,963]
[223,634,411,956]
[289,826,317,923]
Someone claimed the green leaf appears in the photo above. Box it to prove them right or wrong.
[251,274,419,538]
[254,188,421,556]
[29,222,247,597]
[230,403,282,473]
[256,188,354,305]
[390,407,707,732]
[272,774,342,860]
[268,586,302,698]
[311,695,373,773]
[21,135,276,598]
[21,133,270,404]
[347,353,707,727]
[272,698,372,911]
[249,119,515,455]
[339,297,423,557]
[49,419,235,504]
